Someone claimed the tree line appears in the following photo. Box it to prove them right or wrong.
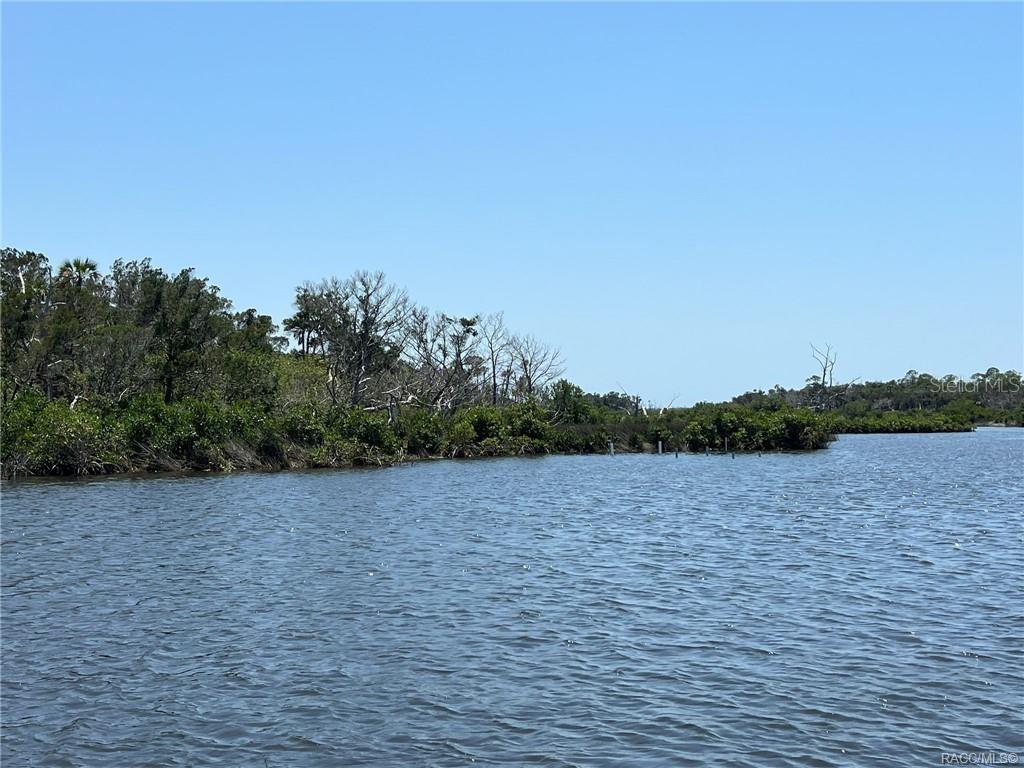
[10,248,1005,478]
[0,249,567,413]
[732,343,1023,428]
[283,273,566,413]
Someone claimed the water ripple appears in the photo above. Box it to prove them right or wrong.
[2,429,1022,765]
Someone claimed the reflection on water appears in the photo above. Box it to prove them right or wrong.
[2,429,1022,766]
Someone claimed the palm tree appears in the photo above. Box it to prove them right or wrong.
[57,258,99,290]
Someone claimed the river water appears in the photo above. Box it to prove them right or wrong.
[2,429,1021,766]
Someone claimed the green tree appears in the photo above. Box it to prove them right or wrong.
[0,249,52,398]
[550,379,594,424]
[151,269,231,403]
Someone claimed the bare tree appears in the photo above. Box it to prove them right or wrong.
[811,343,837,388]
[658,394,680,416]
[478,312,512,405]
[401,308,482,410]
[284,271,409,406]
[282,273,572,411]
[510,334,564,399]
[342,271,409,406]
[809,343,839,410]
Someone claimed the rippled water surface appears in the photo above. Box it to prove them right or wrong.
[3,430,1022,766]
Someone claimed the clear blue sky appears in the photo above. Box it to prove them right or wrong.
[3,2,1021,404]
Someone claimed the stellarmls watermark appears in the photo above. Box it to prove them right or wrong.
[929,373,1022,394]
[940,753,1020,765]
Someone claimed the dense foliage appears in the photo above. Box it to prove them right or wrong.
[1,390,838,477]
[0,249,844,476]
[8,249,1016,477]
[733,366,1022,433]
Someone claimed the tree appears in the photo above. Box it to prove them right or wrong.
[479,312,512,405]
[227,308,285,353]
[550,379,594,424]
[0,249,53,398]
[56,258,99,291]
[151,269,232,403]
[341,271,409,406]
[283,283,341,358]
[510,334,564,399]
[809,343,838,410]
[284,271,409,407]
[402,310,482,410]
[85,258,168,403]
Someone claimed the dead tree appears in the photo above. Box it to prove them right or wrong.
[401,309,482,410]
[810,343,838,410]
[479,312,512,405]
[510,334,564,400]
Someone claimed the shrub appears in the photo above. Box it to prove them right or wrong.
[220,350,279,408]
[444,419,476,457]
[398,408,444,454]
[6,399,126,475]
[503,402,550,440]
[340,409,400,453]
[281,402,327,444]
[551,423,607,453]
[308,436,359,467]
[683,418,714,451]
[120,395,194,459]
[463,405,504,441]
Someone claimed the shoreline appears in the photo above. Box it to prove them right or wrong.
[7,427,1016,483]
[1,443,820,483]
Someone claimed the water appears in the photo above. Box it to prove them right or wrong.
[2,430,1022,767]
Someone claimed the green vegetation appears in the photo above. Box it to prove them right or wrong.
[3,250,1017,478]
[734,364,1022,434]
[2,249,841,477]
[1,389,838,477]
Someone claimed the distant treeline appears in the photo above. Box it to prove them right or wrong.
[732,367,1023,431]
[0,248,1012,477]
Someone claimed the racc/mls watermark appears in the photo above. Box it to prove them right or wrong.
[940,752,1020,765]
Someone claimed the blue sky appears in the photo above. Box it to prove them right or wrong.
[3,2,1021,404]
